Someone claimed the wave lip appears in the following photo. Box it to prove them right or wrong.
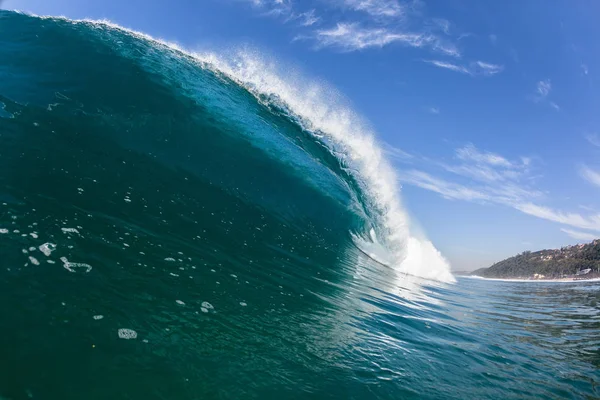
[193,51,454,282]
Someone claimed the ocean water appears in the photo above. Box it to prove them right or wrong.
[0,11,599,399]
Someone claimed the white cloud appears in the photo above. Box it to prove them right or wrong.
[585,133,600,147]
[536,79,551,98]
[310,23,459,54]
[399,170,490,201]
[285,9,320,26]
[580,165,600,188]
[473,61,504,76]
[384,144,414,161]
[242,0,321,26]
[532,79,559,110]
[341,0,405,18]
[423,60,503,77]
[515,203,600,232]
[389,142,600,233]
[455,143,512,168]
[561,228,598,242]
[428,107,440,114]
[424,60,470,74]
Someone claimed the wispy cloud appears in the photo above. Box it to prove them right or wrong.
[384,143,415,161]
[561,228,598,242]
[424,60,469,74]
[533,79,559,110]
[389,143,600,233]
[399,170,490,201]
[309,23,459,54]
[423,60,504,77]
[238,0,504,62]
[428,107,440,114]
[580,165,600,188]
[242,0,320,27]
[286,9,320,26]
[341,0,405,18]
[516,203,600,232]
[536,79,551,98]
[456,143,512,168]
[585,133,600,147]
[581,64,589,75]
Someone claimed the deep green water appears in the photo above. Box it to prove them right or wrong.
[1,11,599,399]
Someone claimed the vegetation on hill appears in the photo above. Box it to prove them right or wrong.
[471,239,600,279]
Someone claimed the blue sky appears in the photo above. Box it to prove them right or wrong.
[9,0,600,270]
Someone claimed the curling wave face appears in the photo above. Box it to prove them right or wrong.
[4,11,452,282]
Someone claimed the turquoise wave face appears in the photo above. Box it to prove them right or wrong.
[2,11,599,400]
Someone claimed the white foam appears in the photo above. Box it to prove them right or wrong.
[93,315,104,320]
[176,300,185,305]
[118,328,137,339]
[192,51,455,282]
[60,256,92,273]
[61,227,79,234]
[0,229,8,234]
[29,15,454,283]
[28,256,40,266]
[39,243,57,256]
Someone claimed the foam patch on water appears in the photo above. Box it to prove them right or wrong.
[60,256,92,273]
[39,243,57,256]
[118,328,137,339]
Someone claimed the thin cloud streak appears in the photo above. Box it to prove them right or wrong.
[389,143,600,232]
[585,133,600,147]
[342,0,405,18]
[309,23,460,54]
[561,228,598,242]
[533,79,559,110]
[516,203,600,232]
[423,60,504,77]
[580,165,600,188]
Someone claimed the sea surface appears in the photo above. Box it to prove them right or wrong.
[1,11,599,399]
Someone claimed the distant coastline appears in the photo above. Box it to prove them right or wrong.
[455,239,600,281]
[460,274,600,283]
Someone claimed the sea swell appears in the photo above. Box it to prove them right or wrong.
[0,10,453,282]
